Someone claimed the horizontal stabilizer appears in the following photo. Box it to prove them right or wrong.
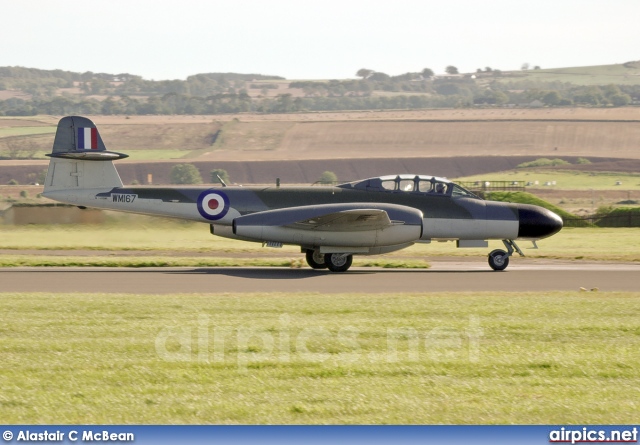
[53,116,106,152]
[47,150,128,161]
[44,116,124,193]
[49,116,128,161]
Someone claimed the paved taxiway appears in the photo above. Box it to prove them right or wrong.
[1,261,638,293]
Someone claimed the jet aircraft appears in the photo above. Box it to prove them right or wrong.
[42,116,563,272]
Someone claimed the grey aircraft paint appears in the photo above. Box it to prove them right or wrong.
[42,116,563,272]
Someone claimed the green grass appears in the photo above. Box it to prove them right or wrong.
[496,63,640,86]
[0,255,429,269]
[455,170,640,190]
[120,149,200,161]
[0,291,639,424]
[484,191,593,227]
[5,148,203,162]
[409,227,640,262]
[485,191,577,220]
[0,221,239,252]
[0,126,56,138]
[0,223,639,262]
[0,256,293,268]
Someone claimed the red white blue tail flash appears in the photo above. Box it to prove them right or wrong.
[77,127,98,150]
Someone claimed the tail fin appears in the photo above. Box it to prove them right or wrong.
[44,116,127,194]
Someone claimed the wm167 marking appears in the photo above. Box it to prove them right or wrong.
[112,194,137,203]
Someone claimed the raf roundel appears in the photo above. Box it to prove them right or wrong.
[197,190,230,220]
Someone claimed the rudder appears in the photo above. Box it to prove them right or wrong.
[44,116,126,194]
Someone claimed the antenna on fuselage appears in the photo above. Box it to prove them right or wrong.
[215,174,227,187]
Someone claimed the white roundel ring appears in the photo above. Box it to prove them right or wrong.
[197,190,230,220]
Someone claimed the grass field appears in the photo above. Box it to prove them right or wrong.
[455,170,640,190]
[1,291,638,424]
[499,62,640,86]
[0,126,56,139]
[0,223,638,263]
[117,149,195,161]
[5,110,640,164]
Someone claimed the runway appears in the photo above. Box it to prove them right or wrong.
[1,261,639,293]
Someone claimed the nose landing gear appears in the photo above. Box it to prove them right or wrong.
[488,239,524,271]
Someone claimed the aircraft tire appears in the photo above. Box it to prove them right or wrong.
[306,249,328,269]
[324,253,353,272]
[488,249,509,271]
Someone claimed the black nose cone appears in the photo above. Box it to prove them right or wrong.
[517,204,563,239]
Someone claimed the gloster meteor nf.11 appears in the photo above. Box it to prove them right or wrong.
[43,116,563,272]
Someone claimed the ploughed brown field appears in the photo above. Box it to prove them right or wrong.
[92,108,640,161]
[1,108,639,186]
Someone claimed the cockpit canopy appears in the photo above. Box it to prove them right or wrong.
[338,174,480,199]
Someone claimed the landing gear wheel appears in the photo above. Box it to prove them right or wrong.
[324,253,353,273]
[305,249,327,269]
[488,249,509,271]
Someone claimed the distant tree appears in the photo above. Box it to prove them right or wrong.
[368,72,390,81]
[602,84,621,97]
[610,93,631,107]
[573,86,605,105]
[484,67,493,72]
[543,91,562,106]
[445,66,459,75]
[20,190,28,198]
[517,158,570,168]
[210,168,230,184]
[318,171,338,184]
[356,68,374,80]
[534,65,541,70]
[170,164,202,184]
[476,68,482,73]
[421,68,434,78]
[521,63,530,71]
[494,90,509,104]
[391,72,420,81]
[275,93,295,111]
[474,89,508,105]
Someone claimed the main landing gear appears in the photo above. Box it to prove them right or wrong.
[488,239,524,271]
[305,250,353,272]
[305,249,327,269]
[324,253,353,273]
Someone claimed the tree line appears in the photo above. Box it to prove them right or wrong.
[0,66,638,116]
[1,85,635,116]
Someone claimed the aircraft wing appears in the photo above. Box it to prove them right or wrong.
[287,208,392,231]
[233,203,423,233]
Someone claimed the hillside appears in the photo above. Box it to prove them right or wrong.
[4,109,640,163]
[494,62,640,86]
[2,62,640,115]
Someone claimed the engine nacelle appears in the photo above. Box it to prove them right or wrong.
[233,224,422,248]
[231,202,423,248]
